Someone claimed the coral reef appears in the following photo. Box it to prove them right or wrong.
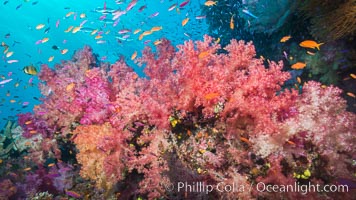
[10,35,356,199]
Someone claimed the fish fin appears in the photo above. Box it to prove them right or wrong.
[317,43,324,50]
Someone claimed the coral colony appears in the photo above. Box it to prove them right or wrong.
[1,35,355,199]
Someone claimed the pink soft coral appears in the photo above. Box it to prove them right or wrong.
[281,81,356,178]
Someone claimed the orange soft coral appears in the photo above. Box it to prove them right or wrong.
[73,123,131,191]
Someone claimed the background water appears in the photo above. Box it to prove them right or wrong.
[0,0,208,128]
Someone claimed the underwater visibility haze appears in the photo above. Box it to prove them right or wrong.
[0,0,355,199]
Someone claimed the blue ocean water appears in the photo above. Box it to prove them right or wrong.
[0,0,208,128]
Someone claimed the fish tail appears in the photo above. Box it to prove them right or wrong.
[316,43,324,50]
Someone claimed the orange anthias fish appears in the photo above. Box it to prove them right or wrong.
[66,82,75,91]
[131,51,137,60]
[65,190,82,198]
[36,24,45,30]
[230,15,234,30]
[297,77,301,84]
[151,26,162,32]
[6,51,13,58]
[61,49,68,54]
[72,26,81,33]
[299,40,324,50]
[291,62,306,70]
[142,30,152,36]
[240,137,251,145]
[198,51,209,59]
[154,39,162,45]
[41,37,49,43]
[48,56,54,62]
[205,1,217,6]
[79,13,86,18]
[64,26,74,33]
[280,35,291,42]
[204,92,219,100]
[138,34,144,40]
[347,92,355,98]
[182,18,189,26]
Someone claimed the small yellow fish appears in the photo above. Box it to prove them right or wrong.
[48,56,54,62]
[61,49,68,54]
[291,62,306,70]
[48,163,55,167]
[132,74,138,80]
[36,24,45,30]
[25,120,32,125]
[79,13,86,18]
[230,15,234,30]
[151,26,163,32]
[204,1,217,6]
[131,51,137,60]
[280,35,291,42]
[95,35,102,40]
[299,40,324,50]
[133,29,141,34]
[350,73,356,79]
[5,51,13,58]
[214,37,220,44]
[72,26,81,33]
[64,26,74,33]
[182,18,189,26]
[10,99,16,103]
[41,37,49,43]
[23,65,38,75]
